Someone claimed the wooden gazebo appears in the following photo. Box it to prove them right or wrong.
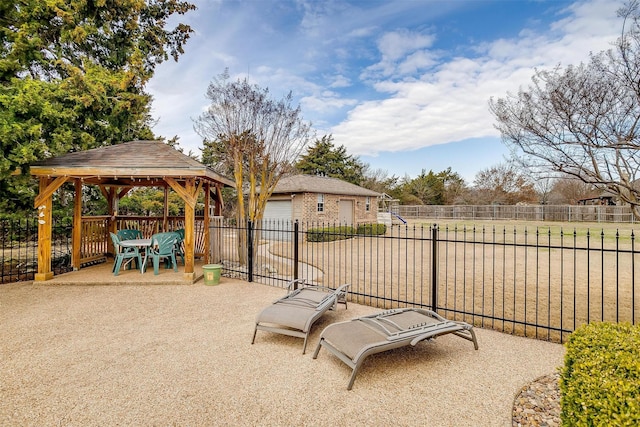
[29,140,235,282]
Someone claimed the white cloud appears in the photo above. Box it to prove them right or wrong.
[397,50,439,75]
[332,0,624,156]
[147,0,625,167]
[329,74,351,88]
[363,29,438,79]
[300,92,358,114]
[377,30,436,61]
[347,26,377,38]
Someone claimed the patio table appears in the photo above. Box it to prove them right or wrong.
[119,238,152,273]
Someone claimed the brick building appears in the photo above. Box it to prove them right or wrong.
[263,174,381,226]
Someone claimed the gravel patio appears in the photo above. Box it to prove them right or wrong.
[1,274,565,426]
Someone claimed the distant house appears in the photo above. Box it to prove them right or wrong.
[577,179,640,206]
[577,193,617,206]
[263,174,381,226]
[577,186,633,206]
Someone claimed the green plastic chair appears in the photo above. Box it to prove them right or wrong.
[117,229,143,240]
[147,232,179,275]
[174,228,185,265]
[109,232,143,276]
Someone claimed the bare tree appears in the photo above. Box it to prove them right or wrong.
[196,70,312,220]
[548,177,598,205]
[534,176,556,205]
[489,1,640,219]
[472,162,539,205]
[359,164,399,195]
[195,70,312,263]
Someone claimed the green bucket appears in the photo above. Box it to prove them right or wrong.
[203,264,222,285]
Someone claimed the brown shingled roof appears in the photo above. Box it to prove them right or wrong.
[29,140,234,188]
[272,174,380,197]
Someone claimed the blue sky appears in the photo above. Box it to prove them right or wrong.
[148,0,624,184]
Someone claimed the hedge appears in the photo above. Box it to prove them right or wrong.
[306,226,356,242]
[306,223,387,242]
[356,223,387,235]
[560,322,640,426]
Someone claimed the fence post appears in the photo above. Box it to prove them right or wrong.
[431,223,438,312]
[293,220,299,281]
[247,220,254,283]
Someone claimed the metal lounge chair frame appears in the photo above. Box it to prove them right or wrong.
[312,308,479,390]
[251,279,350,354]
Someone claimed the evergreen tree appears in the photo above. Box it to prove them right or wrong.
[0,0,195,213]
[295,135,365,185]
[394,168,466,205]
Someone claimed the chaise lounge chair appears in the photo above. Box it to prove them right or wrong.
[312,308,479,390]
[251,279,350,354]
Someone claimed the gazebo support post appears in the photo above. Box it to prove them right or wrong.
[184,179,196,280]
[165,177,201,281]
[203,182,211,264]
[214,185,223,216]
[163,186,169,232]
[101,186,119,252]
[33,176,67,281]
[72,179,82,270]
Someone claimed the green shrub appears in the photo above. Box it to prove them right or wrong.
[307,226,356,242]
[356,223,387,235]
[560,322,640,426]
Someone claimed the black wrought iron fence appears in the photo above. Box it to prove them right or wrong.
[4,216,638,343]
[1,218,73,284]
[213,220,639,343]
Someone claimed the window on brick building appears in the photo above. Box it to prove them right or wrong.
[365,196,371,212]
[317,194,324,212]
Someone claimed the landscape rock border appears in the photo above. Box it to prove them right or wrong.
[512,372,561,427]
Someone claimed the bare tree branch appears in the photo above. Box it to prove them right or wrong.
[489,2,640,219]
[194,70,313,262]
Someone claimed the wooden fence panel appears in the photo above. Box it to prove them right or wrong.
[80,217,109,264]
[396,204,637,223]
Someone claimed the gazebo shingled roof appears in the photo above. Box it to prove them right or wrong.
[30,140,235,188]
[29,140,234,282]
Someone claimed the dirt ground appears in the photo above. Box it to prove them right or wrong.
[1,279,565,426]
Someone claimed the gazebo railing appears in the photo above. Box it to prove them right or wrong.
[81,216,110,265]
[80,216,224,264]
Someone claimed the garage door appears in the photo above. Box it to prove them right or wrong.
[262,200,292,241]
